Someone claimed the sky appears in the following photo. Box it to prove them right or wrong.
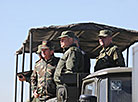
[0,0,138,102]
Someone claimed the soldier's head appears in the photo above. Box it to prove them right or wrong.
[58,30,76,48]
[98,30,113,47]
[41,40,54,60]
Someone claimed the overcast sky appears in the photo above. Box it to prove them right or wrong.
[0,0,138,102]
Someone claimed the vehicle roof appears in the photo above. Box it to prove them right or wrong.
[84,67,132,80]
[16,22,138,58]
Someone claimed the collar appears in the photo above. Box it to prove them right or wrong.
[63,43,77,52]
[44,55,55,64]
[100,43,114,53]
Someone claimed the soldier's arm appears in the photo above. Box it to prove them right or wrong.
[17,71,32,83]
[24,71,33,83]
[54,63,63,85]
[31,67,37,92]
[113,48,125,67]
[54,55,69,85]
[66,49,80,73]
[25,76,31,83]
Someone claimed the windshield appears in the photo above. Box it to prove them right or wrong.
[109,77,132,102]
[83,81,97,96]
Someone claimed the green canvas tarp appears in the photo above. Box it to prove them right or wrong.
[16,22,138,58]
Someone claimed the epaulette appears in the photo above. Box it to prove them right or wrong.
[109,45,118,52]
[70,46,77,51]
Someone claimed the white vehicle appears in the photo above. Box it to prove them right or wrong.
[80,67,131,102]
[132,45,138,102]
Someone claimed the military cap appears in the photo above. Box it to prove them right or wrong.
[98,30,113,37]
[41,40,53,50]
[36,45,42,54]
[58,31,75,39]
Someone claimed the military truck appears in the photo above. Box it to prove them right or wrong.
[14,22,138,102]
[79,67,131,102]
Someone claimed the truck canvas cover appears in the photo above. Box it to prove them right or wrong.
[16,22,138,58]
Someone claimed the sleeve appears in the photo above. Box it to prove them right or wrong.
[24,71,33,83]
[25,76,31,83]
[54,59,64,85]
[30,64,38,91]
[113,48,125,67]
[66,48,80,73]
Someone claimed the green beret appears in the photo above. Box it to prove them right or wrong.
[41,40,53,50]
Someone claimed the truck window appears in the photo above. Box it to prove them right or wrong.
[109,77,132,102]
[84,81,96,96]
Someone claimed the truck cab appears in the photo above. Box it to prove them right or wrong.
[80,67,132,102]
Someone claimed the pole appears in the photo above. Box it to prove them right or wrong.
[14,54,18,102]
[29,32,33,101]
[21,44,25,102]
[126,48,129,67]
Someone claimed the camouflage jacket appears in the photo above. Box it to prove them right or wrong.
[31,55,59,97]
[94,43,125,72]
[54,44,84,85]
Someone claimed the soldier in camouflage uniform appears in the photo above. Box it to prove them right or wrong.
[31,41,59,102]
[54,31,84,86]
[94,29,125,72]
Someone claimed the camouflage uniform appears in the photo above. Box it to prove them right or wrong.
[31,55,59,101]
[54,44,84,85]
[94,29,125,72]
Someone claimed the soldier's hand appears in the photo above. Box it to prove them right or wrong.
[18,74,26,81]
[33,90,39,98]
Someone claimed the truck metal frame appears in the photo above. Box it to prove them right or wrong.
[14,22,138,102]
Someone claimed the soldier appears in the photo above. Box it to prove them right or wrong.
[94,29,125,72]
[54,30,84,86]
[17,45,43,102]
[31,41,59,102]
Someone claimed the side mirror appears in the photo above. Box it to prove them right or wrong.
[79,94,97,102]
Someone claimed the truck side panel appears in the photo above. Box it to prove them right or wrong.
[133,45,138,102]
